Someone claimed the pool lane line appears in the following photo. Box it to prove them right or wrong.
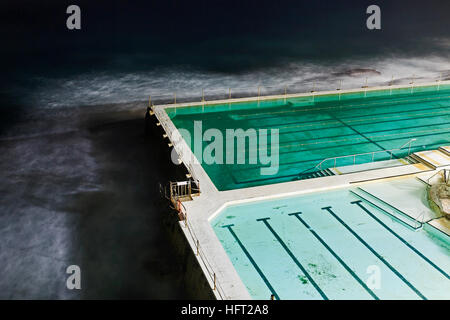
[337,107,450,124]
[221,224,280,300]
[288,212,379,300]
[225,118,450,156]
[329,112,394,160]
[211,105,449,134]
[256,217,328,300]
[248,128,449,163]
[183,92,450,127]
[279,127,450,150]
[321,206,427,300]
[229,128,450,173]
[351,200,450,280]
[225,111,450,141]
[229,135,446,184]
[261,110,450,136]
[231,139,442,185]
[360,121,450,136]
[235,93,450,120]
[264,118,450,147]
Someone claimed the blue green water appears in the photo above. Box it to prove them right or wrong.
[168,84,450,190]
[211,187,450,300]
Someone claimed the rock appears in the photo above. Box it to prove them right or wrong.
[428,181,450,219]
[332,68,381,77]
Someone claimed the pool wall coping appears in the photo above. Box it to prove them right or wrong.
[156,79,450,111]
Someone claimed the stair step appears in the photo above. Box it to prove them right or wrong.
[438,147,450,157]
[410,153,437,169]
[297,168,336,180]
[405,156,418,164]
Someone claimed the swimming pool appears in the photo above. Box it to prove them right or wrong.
[168,84,450,190]
[211,185,450,300]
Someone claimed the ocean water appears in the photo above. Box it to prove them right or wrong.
[4,56,450,110]
[0,0,449,299]
[1,1,450,114]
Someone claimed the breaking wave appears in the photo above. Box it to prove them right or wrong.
[9,55,450,109]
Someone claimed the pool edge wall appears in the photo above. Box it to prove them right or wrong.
[163,211,216,300]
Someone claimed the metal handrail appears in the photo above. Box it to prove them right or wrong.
[300,138,417,175]
[182,212,226,299]
[163,189,226,299]
[150,76,448,106]
[426,169,444,185]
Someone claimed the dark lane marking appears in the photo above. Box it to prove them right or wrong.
[232,129,450,175]
[222,224,280,300]
[351,200,450,279]
[338,104,450,121]
[226,120,450,159]
[234,93,450,121]
[209,105,449,136]
[231,128,450,177]
[329,113,392,159]
[321,206,427,300]
[288,212,379,300]
[230,138,445,186]
[359,121,450,135]
[225,116,450,143]
[256,217,328,300]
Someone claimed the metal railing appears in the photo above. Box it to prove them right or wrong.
[426,170,444,185]
[179,204,227,299]
[301,138,417,175]
[148,74,448,107]
[170,180,192,200]
[164,179,200,207]
[160,180,224,298]
[350,189,423,230]
[426,168,450,185]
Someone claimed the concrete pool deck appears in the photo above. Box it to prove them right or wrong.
[152,81,450,299]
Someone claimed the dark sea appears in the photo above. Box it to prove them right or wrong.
[0,0,449,299]
[1,0,449,112]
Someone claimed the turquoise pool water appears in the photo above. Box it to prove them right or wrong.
[168,84,450,190]
[211,187,450,300]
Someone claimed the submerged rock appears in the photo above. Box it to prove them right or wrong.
[332,68,381,77]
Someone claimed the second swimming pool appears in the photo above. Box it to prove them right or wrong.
[211,185,450,300]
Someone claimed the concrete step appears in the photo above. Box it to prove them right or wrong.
[410,153,437,169]
[405,155,419,164]
[410,149,450,169]
[297,168,335,180]
[438,146,450,157]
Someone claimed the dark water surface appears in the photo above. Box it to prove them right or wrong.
[1,1,449,110]
[0,0,449,299]
[0,106,190,299]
